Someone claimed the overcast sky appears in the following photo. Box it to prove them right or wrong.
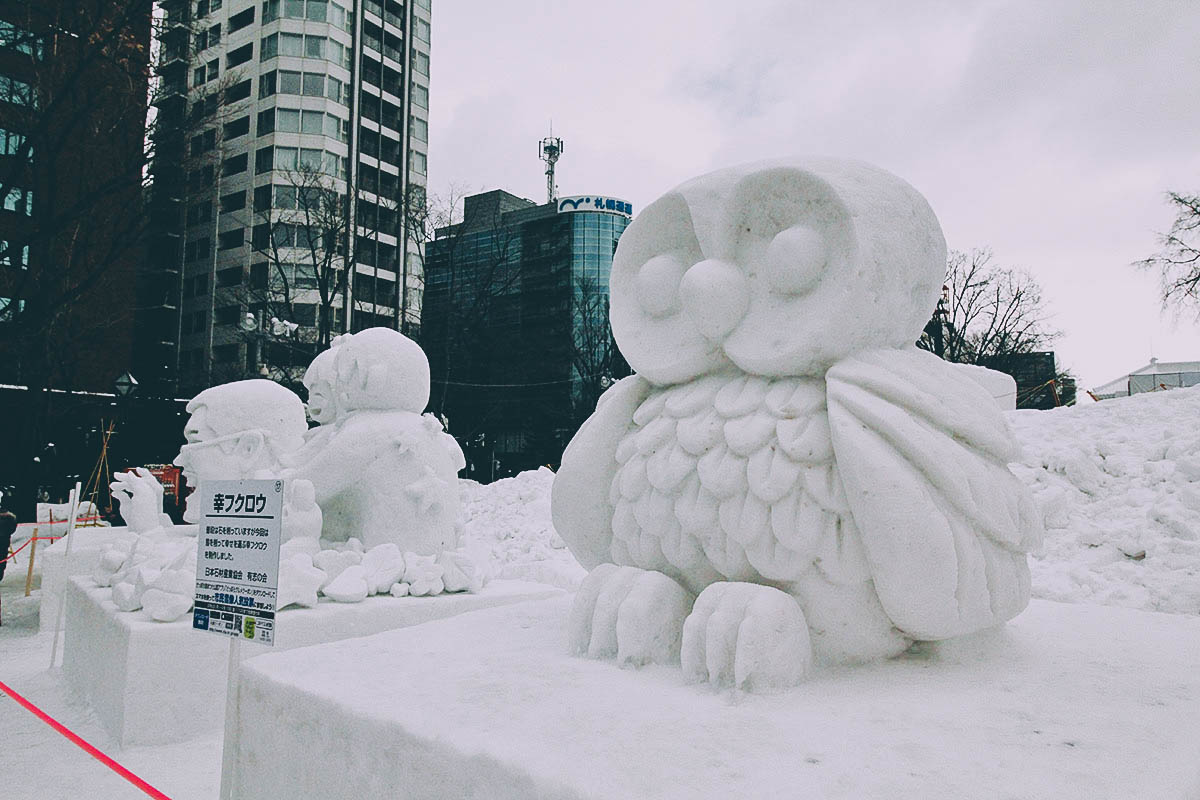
[425,0,1200,390]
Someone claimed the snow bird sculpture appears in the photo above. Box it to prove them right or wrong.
[552,158,1043,690]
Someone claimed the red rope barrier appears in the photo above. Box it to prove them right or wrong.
[0,679,173,799]
[0,535,64,565]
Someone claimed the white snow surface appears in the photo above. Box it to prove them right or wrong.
[459,467,586,590]
[1010,384,1200,615]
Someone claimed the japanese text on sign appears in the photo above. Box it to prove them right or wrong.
[192,478,284,646]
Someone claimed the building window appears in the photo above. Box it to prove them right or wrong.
[301,110,323,134]
[411,84,428,109]
[413,51,429,77]
[186,201,212,225]
[276,108,299,132]
[229,7,255,33]
[3,186,33,215]
[304,34,325,59]
[218,229,245,251]
[217,266,244,287]
[302,73,324,97]
[410,116,427,142]
[227,43,253,69]
[250,261,268,288]
[306,0,328,22]
[409,150,426,175]
[209,24,221,46]
[0,127,30,158]
[253,184,272,212]
[259,71,277,98]
[0,20,42,58]
[274,146,297,171]
[260,33,277,60]
[275,185,298,208]
[262,0,280,22]
[278,70,301,94]
[255,146,274,174]
[0,241,29,268]
[415,18,431,44]
[280,33,303,57]
[224,115,250,140]
[222,152,249,177]
[257,108,275,135]
[225,79,252,103]
[220,190,247,213]
[0,296,25,322]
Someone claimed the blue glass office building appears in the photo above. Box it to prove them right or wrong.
[423,189,632,479]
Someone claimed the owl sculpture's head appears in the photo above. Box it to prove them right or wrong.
[610,158,947,384]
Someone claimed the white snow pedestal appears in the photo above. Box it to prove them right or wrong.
[61,576,563,747]
[38,526,135,630]
[229,595,1200,800]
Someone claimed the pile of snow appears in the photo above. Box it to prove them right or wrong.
[459,468,585,590]
[1010,385,1200,615]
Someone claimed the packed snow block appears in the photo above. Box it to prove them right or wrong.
[61,576,562,747]
[230,595,1200,800]
[38,527,136,630]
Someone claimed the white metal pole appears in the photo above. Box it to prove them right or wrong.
[219,636,242,800]
[48,481,83,669]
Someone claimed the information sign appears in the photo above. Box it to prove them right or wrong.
[192,479,283,646]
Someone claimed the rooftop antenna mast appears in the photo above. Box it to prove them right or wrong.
[539,124,564,204]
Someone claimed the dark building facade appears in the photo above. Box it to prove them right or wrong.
[423,189,632,479]
[0,1,159,514]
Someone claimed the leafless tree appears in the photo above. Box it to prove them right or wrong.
[918,248,1060,368]
[569,273,628,425]
[414,189,524,422]
[1136,191,1200,315]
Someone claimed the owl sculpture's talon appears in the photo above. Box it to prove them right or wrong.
[682,582,812,691]
[568,564,694,667]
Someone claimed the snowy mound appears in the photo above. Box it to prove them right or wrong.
[1010,386,1200,615]
[459,468,586,590]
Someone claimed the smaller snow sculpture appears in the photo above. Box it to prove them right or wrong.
[174,379,309,523]
[552,157,1044,691]
[285,328,466,554]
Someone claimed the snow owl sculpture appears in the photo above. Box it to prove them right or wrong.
[551,158,1043,690]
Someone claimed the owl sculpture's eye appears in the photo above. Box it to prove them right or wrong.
[766,226,827,296]
[636,253,687,318]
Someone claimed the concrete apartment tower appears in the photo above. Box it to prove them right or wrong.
[148,0,431,394]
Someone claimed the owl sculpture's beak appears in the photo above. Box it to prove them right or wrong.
[679,258,749,342]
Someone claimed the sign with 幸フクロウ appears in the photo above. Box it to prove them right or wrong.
[192,479,283,646]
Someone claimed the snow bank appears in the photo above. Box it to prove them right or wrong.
[459,468,586,589]
[1010,385,1200,615]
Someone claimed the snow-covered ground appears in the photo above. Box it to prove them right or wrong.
[2,385,1198,798]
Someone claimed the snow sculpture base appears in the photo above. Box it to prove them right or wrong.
[38,527,136,630]
[61,576,562,746]
[229,596,1200,800]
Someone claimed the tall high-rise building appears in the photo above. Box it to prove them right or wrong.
[148,0,432,394]
[423,188,634,479]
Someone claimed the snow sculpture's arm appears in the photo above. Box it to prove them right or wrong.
[110,468,167,535]
[826,347,1043,640]
[285,417,385,501]
[551,374,653,570]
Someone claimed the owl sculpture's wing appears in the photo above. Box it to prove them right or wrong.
[552,374,654,570]
[826,347,1043,640]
